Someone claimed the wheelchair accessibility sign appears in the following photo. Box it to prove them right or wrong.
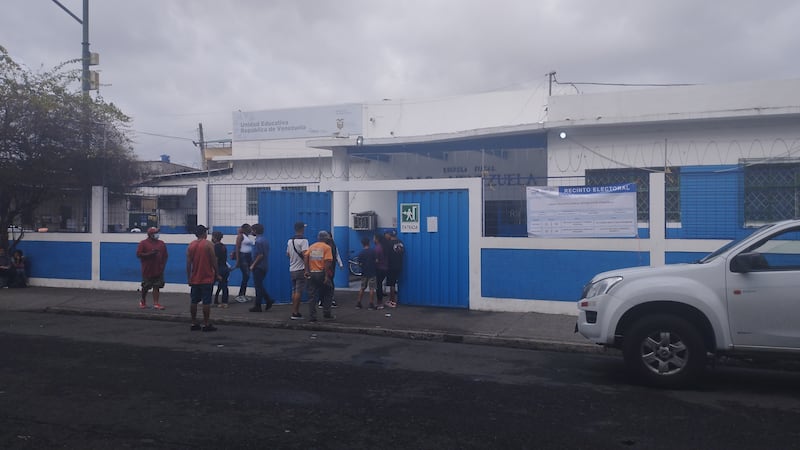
[400,203,420,233]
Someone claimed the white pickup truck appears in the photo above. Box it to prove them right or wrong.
[577,219,800,388]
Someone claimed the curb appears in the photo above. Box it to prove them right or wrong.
[40,306,603,355]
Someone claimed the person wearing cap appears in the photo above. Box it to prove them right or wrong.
[303,230,334,322]
[135,227,168,310]
[286,221,309,320]
[186,225,218,332]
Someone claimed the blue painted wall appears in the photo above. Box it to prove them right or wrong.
[101,242,190,284]
[481,248,650,301]
[17,241,92,280]
[674,165,745,239]
[665,252,707,264]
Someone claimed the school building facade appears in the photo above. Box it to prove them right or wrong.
[15,78,800,315]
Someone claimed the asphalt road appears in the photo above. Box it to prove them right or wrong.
[2,312,800,449]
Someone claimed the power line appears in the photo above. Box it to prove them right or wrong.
[134,130,195,141]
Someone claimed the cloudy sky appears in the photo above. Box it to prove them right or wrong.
[3,0,799,167]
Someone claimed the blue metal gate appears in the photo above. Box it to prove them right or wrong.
[396,190,469,308]
[259,190,331,303]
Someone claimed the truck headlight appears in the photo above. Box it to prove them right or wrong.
[582,276,623,299]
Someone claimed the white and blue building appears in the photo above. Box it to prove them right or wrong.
[14,78,800,315]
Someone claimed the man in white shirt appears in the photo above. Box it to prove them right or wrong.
[286,221,309,320]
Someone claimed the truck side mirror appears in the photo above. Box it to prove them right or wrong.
[730,252,769,273]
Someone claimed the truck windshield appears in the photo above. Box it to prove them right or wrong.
[696,224,773,264]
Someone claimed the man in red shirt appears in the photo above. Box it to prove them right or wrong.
[186,225,218,332]
[135,227,168,310]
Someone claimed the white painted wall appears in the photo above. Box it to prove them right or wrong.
[547,78,800,126]
[362,88,549,139]
[547,117,800,178]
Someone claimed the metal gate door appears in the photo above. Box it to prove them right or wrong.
[259,190,331,303]
[396,190,469,308]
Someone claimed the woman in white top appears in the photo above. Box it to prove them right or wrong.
[234,223,255,301]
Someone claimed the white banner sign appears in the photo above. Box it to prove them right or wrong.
[232,103,362,141]
[526,183,637,238]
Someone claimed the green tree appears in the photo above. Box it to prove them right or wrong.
[0,46,136,249]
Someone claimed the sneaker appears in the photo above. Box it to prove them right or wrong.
[355,303,363,309]
[376,304,385,310]
[367,304,376,310]
[190,324,202,331]
[235,295,248,303]
[153,304,165,310]
[331,300,338,308]
[218,303,228,309]
[387,301,397,308]
[202,324,218,332]
[290,312,303,320]
[139,301,147,309]
[317,301,322,307]
[264,301,274,311]
[249,306,262,312]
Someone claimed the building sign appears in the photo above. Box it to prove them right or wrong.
[232,104,362,141]
[400,203,420,233]
[526,183,637,238]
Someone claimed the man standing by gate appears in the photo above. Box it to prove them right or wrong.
[249,223,274,312]
[304,230,334,322]
[384,230,405,308]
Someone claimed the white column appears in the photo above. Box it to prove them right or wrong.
[91,186,105,283]
[331,147,350,287]
[196,180,209,228]
[649,172,666,267]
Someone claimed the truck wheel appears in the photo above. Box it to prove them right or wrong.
[622,314,706,388]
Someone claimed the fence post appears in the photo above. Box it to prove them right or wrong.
[91,186,105,284]
[649,172,666,267]
[196,180,209,229]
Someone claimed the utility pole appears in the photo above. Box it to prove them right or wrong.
[51,0,92,96]
[548,71,556,97]
[198,123,207,171]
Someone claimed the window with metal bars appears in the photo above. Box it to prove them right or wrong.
[585,167,680,222]
[744,163,800,222]
[246,187,271,216]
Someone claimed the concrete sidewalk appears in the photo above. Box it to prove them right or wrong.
[0,287,601,354]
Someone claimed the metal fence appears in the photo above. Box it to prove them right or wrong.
[104,185,197,234]
[8,187,92,233]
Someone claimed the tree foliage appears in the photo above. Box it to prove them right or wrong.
[0,45,137,249]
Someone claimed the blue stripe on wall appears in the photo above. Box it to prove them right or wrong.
[16,241,92,280]
[481,248,649,301]
[665,252,707,264]
[101,242,189,283]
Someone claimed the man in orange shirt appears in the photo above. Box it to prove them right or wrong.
[186,225,218,332]
[303,230,334,322]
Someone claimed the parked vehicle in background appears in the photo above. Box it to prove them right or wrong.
[577,219,800,388]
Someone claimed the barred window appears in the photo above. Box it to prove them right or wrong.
[281,186,307,192]
[246,187,271,215]
[744,163,800,222]
[585,167,680,222]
